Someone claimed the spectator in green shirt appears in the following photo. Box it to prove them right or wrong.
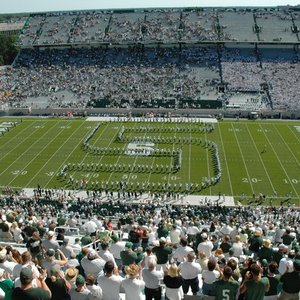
[240,263,270,300]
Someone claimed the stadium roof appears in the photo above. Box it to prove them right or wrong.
[0,0,300,14]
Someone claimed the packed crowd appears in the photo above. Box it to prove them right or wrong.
[2,43,300,111]
[221,48,300,111]
[0,47,220,110]
[0,194,299,299]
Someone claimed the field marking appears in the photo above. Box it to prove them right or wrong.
[0,121,41,163]
[217,124,234,196]
[126,123,148,184]
[27,121,87,187]
[272,124,300,168]
[244,123,276,192]
[7,122,67,186]
[76,123,116,184]
[0,121,59,179]
[231,123,254,194]
[259,124,299,198]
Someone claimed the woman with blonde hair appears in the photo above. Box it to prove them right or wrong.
[122,263,145,300]
[163,264,184,300]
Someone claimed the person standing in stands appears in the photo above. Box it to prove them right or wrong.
[239,263,270,300]
[142,260,164,300]
[178,252,201,296]
[213,266,239,300]
[12,267,51,300]
[152,238,172,272]
[278,259,300,300]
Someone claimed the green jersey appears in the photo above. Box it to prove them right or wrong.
[245,277,269,300]
[213,279,239,300]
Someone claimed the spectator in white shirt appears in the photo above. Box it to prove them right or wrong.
[197,233,213,258]
[173,238,194,264]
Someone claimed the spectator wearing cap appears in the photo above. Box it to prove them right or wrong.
[0,248,17,277]
[120,242,138,273]
[26,231,44,263]
[240,263,270,300]
[152,238,172,272]
[42,231,59,253]
[142,260,164,300]
[278,259,300,300]
[264,261,280,300]
[258,239,274,263]
[12,267,51,300]
[41,249,68,278]
[273,244,288,265]
[59,238,74,259]
[65,266,78,289]
[248,229,263,259]
[109,235,126,269]
[69,274,92,300]
[45,267,71,300]
[178,252,201,296]
[122,264,145,300]
[172,238,194,264]
[81,249,105,278]
[97,261,123,300]
[0,268,14,300]
[86,273,103,299]
[197,232,213,258]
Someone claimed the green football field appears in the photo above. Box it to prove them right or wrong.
[0,117,299,206]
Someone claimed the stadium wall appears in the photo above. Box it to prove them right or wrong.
[1,107,300,120]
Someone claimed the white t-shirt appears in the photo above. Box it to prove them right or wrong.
[202,269,220,284]
[179,261,201,280]
[122,277,145,300]
[97,275,123,300]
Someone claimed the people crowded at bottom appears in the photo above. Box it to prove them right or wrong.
[0,195,299,299]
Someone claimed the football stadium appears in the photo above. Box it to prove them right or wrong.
[0,4,299,300]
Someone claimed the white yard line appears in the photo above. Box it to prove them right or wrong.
[79,122,121,184]
[245,123,276,192]
[27,121,87,187]
[215,124,234,196]
[259,124,299,198]
[6,121,64,185]
[231,123,254,194]
[0,121,58,178]
[272,124,300,168]
[0,121,39,151]
[0,120,40,164]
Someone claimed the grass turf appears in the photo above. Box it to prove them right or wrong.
[0,118,299,206]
